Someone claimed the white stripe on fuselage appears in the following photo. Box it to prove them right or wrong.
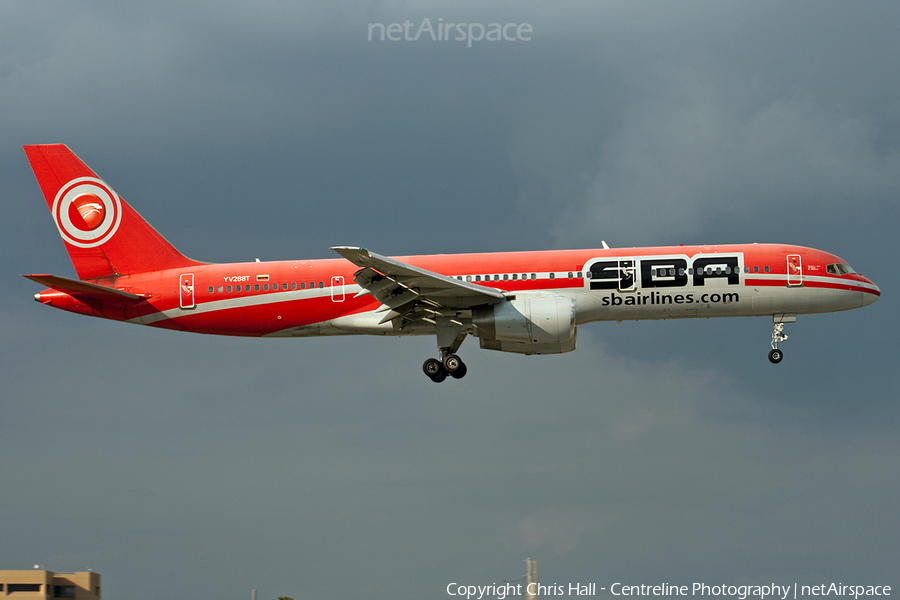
[128,285,346,325]
[127,267,874,330]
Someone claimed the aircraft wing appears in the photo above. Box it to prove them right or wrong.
[331,246,504,326]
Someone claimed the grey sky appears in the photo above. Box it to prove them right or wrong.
[1,1,898,599]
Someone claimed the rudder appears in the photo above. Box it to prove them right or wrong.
[24,144,203,280]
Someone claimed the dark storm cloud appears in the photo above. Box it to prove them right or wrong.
[1,1,898,599]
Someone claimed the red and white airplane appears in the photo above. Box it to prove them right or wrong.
[25,144,880,381]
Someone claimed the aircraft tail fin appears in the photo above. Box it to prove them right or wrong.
[24,144,203,280]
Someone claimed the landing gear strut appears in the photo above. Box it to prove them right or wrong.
[768,315,794,364]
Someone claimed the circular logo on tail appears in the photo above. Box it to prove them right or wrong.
[69,193,106,231]
[52,178,122,248]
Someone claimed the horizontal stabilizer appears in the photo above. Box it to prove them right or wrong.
[24,274,146,303]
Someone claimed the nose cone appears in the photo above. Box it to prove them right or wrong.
[860,277,880,307]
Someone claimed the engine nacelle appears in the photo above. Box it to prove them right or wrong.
[473,294,577,355]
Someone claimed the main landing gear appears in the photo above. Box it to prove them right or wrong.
[768,315,794,364]
[423,353,468,383]
[423,317,468,383]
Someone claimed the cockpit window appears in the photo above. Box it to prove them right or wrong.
[826,263,857,275]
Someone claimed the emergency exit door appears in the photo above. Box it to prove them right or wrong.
[179,273,195,308]
[787,255,803,287]
[331,276,345,302]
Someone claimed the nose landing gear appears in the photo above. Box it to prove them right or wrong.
[768,314,795,364]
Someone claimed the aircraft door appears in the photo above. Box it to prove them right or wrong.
[619,258,636,292]
[787,255,803,287]
[179,273,195,309]
[586,257,637,292]
[331,276,345,302]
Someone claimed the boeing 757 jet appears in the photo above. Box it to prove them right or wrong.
[24,144,880,381]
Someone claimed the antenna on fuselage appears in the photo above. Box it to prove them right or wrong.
[602,240,610,249]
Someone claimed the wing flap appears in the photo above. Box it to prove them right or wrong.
[332,246,505,328]
[332,247,504,302]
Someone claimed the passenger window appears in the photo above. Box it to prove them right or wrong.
[754,266,759,273]
[549,273,555,280]
[300,282,305,289]
[503,274,508,281]
[282,283,288,291]
[208,286,214,293]
[263,284,268,290]
[764,266,770,273]
[678,268,685,276]
[255,284,260,291]
[466,275,472,282]
[512,274,518,281]
[291,282,296,290]
[494,275,499,281]
[577,271,583,278]
[319,282,324,288]
[475,275,481,282]
[531,273,537,280]
[227,285,232,292]
[218,286,223,293]
[568,272,573,278]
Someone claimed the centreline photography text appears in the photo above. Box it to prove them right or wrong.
[445,582,893,600]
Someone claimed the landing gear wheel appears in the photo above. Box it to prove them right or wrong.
[423,358,444,378]
[768,348,783,364]
[449,361,468,379]
[442,354,462,373]
[429,370,448,383]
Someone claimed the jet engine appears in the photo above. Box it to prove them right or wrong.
[472,294,576,355]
